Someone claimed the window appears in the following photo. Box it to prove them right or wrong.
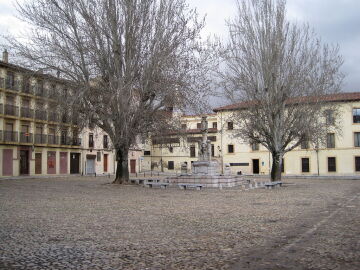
[251,142,259,151]
[6,71,15,87]
[212,122,217,129]
[190,146,196,157]
[228,122,233,130]
[103,135,108,149]
[228,144,234,153]
[168,161,174,170]
[301,140,309,149]
[301,158,310,173]
[169,146,173,153]
[89,133,94,148]
[353,108,360,123]
[325,109,335,125]
[354,132,360,147]
[144,151,151,156]
[328,157,336,172]
[326,133,335,148]
[61,130,67,144]
[355,157,360,172]
[36,126,43,135]
[281,158,284,173]
[181,124,187,130]
[197,123,201,129]
[211,144,214,157]
[6,123,13,131]
[97,151,101,162]
[22,98,30,107]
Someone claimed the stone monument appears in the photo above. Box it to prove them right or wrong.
[192,116,219,175]
[166,116,247,188]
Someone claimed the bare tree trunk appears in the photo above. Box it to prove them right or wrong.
[113,147,129,184]
[270,152,282,181]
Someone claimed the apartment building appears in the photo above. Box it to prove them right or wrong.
[0,51,82,177]
[80,126,144,175]
[144,92,360,176]
[81,127,115,175]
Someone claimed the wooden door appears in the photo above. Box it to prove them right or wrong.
[70,153,80,174]
[19,150,29,175]
[35,153,42,174]
[103,154,108,172]
[47,151,56,174]
[130,159,136,173]
[2,149,13,176]
[60,152,68,174]
[252,159,260,174]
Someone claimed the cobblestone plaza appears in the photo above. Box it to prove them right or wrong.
[0,176,359,269]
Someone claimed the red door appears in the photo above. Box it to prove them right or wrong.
[60,152,68,174]
[3,149,13,176]
[47,151,56,174]
[130,159,136,173]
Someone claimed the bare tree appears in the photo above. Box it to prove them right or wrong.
[8,0,213,183]
[219,0,344,181]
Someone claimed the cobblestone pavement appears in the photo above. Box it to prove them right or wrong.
[0,176,359,270]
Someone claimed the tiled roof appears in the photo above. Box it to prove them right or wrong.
[182,113,217,118]
[213,92,360,112]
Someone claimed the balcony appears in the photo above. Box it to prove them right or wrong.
[35,110,47,121]
[4,104,19,117]
[47,135,58,145]
[60,136,72,145]
[19,132,33,143]
[21,83,33,95]
[20,107,34,118]
[48,112,58,122]
[34,86,46,97]
[34,134,47,144]
[4,131,18,142]
[72,137,82,146]
[5,78,21,91]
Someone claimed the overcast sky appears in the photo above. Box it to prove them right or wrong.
[0,0,359,96]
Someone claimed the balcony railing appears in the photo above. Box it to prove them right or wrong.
[20,107,34,118]
[4,131,18,142]
[34,86,46,97]
[47,135,58,145]
[48,112,58,122]
[35,134,47,144]
[4,104,19,116]
[22,83,33,95]
[72,137,82,146]
[60,136,72,145]
[35,110,47,121]
[5,78,21,91]
[20,132,33,143]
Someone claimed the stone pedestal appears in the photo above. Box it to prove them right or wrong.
[192,161,219,175]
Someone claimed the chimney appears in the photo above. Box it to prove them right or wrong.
[2,49,8,63]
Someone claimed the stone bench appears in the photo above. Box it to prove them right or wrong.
[178,183,204,190]
[144,181,169,189]
[264,181,283,189]
[130,179,145,185]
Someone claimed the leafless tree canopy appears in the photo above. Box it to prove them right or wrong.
[9,0,214,182]
[220,0,344,180]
